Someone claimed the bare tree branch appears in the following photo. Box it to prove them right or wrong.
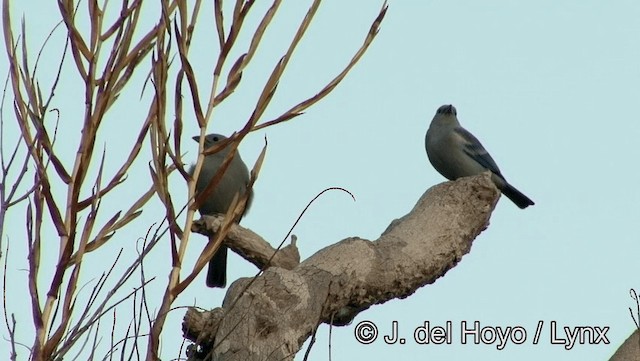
[184,174,500,360]
[2,0,389,359]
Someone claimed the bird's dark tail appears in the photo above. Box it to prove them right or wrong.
[206,245,228,288]
[501,183,535,209]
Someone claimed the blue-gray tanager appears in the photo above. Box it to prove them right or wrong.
[189,134,253,287]
[425,105,534,209]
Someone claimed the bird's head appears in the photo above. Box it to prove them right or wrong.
[436,104,457,116]
[192,133,228,148]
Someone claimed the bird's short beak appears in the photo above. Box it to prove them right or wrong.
[192,135,200,142]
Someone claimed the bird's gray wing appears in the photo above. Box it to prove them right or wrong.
[454,127,504,177]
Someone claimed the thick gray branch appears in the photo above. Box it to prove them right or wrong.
[184,173,500,361]
[192,217,300,270]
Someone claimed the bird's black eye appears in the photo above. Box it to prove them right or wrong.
[212,136,219,141]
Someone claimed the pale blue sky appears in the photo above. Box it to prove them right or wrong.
[2,1,639,360]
